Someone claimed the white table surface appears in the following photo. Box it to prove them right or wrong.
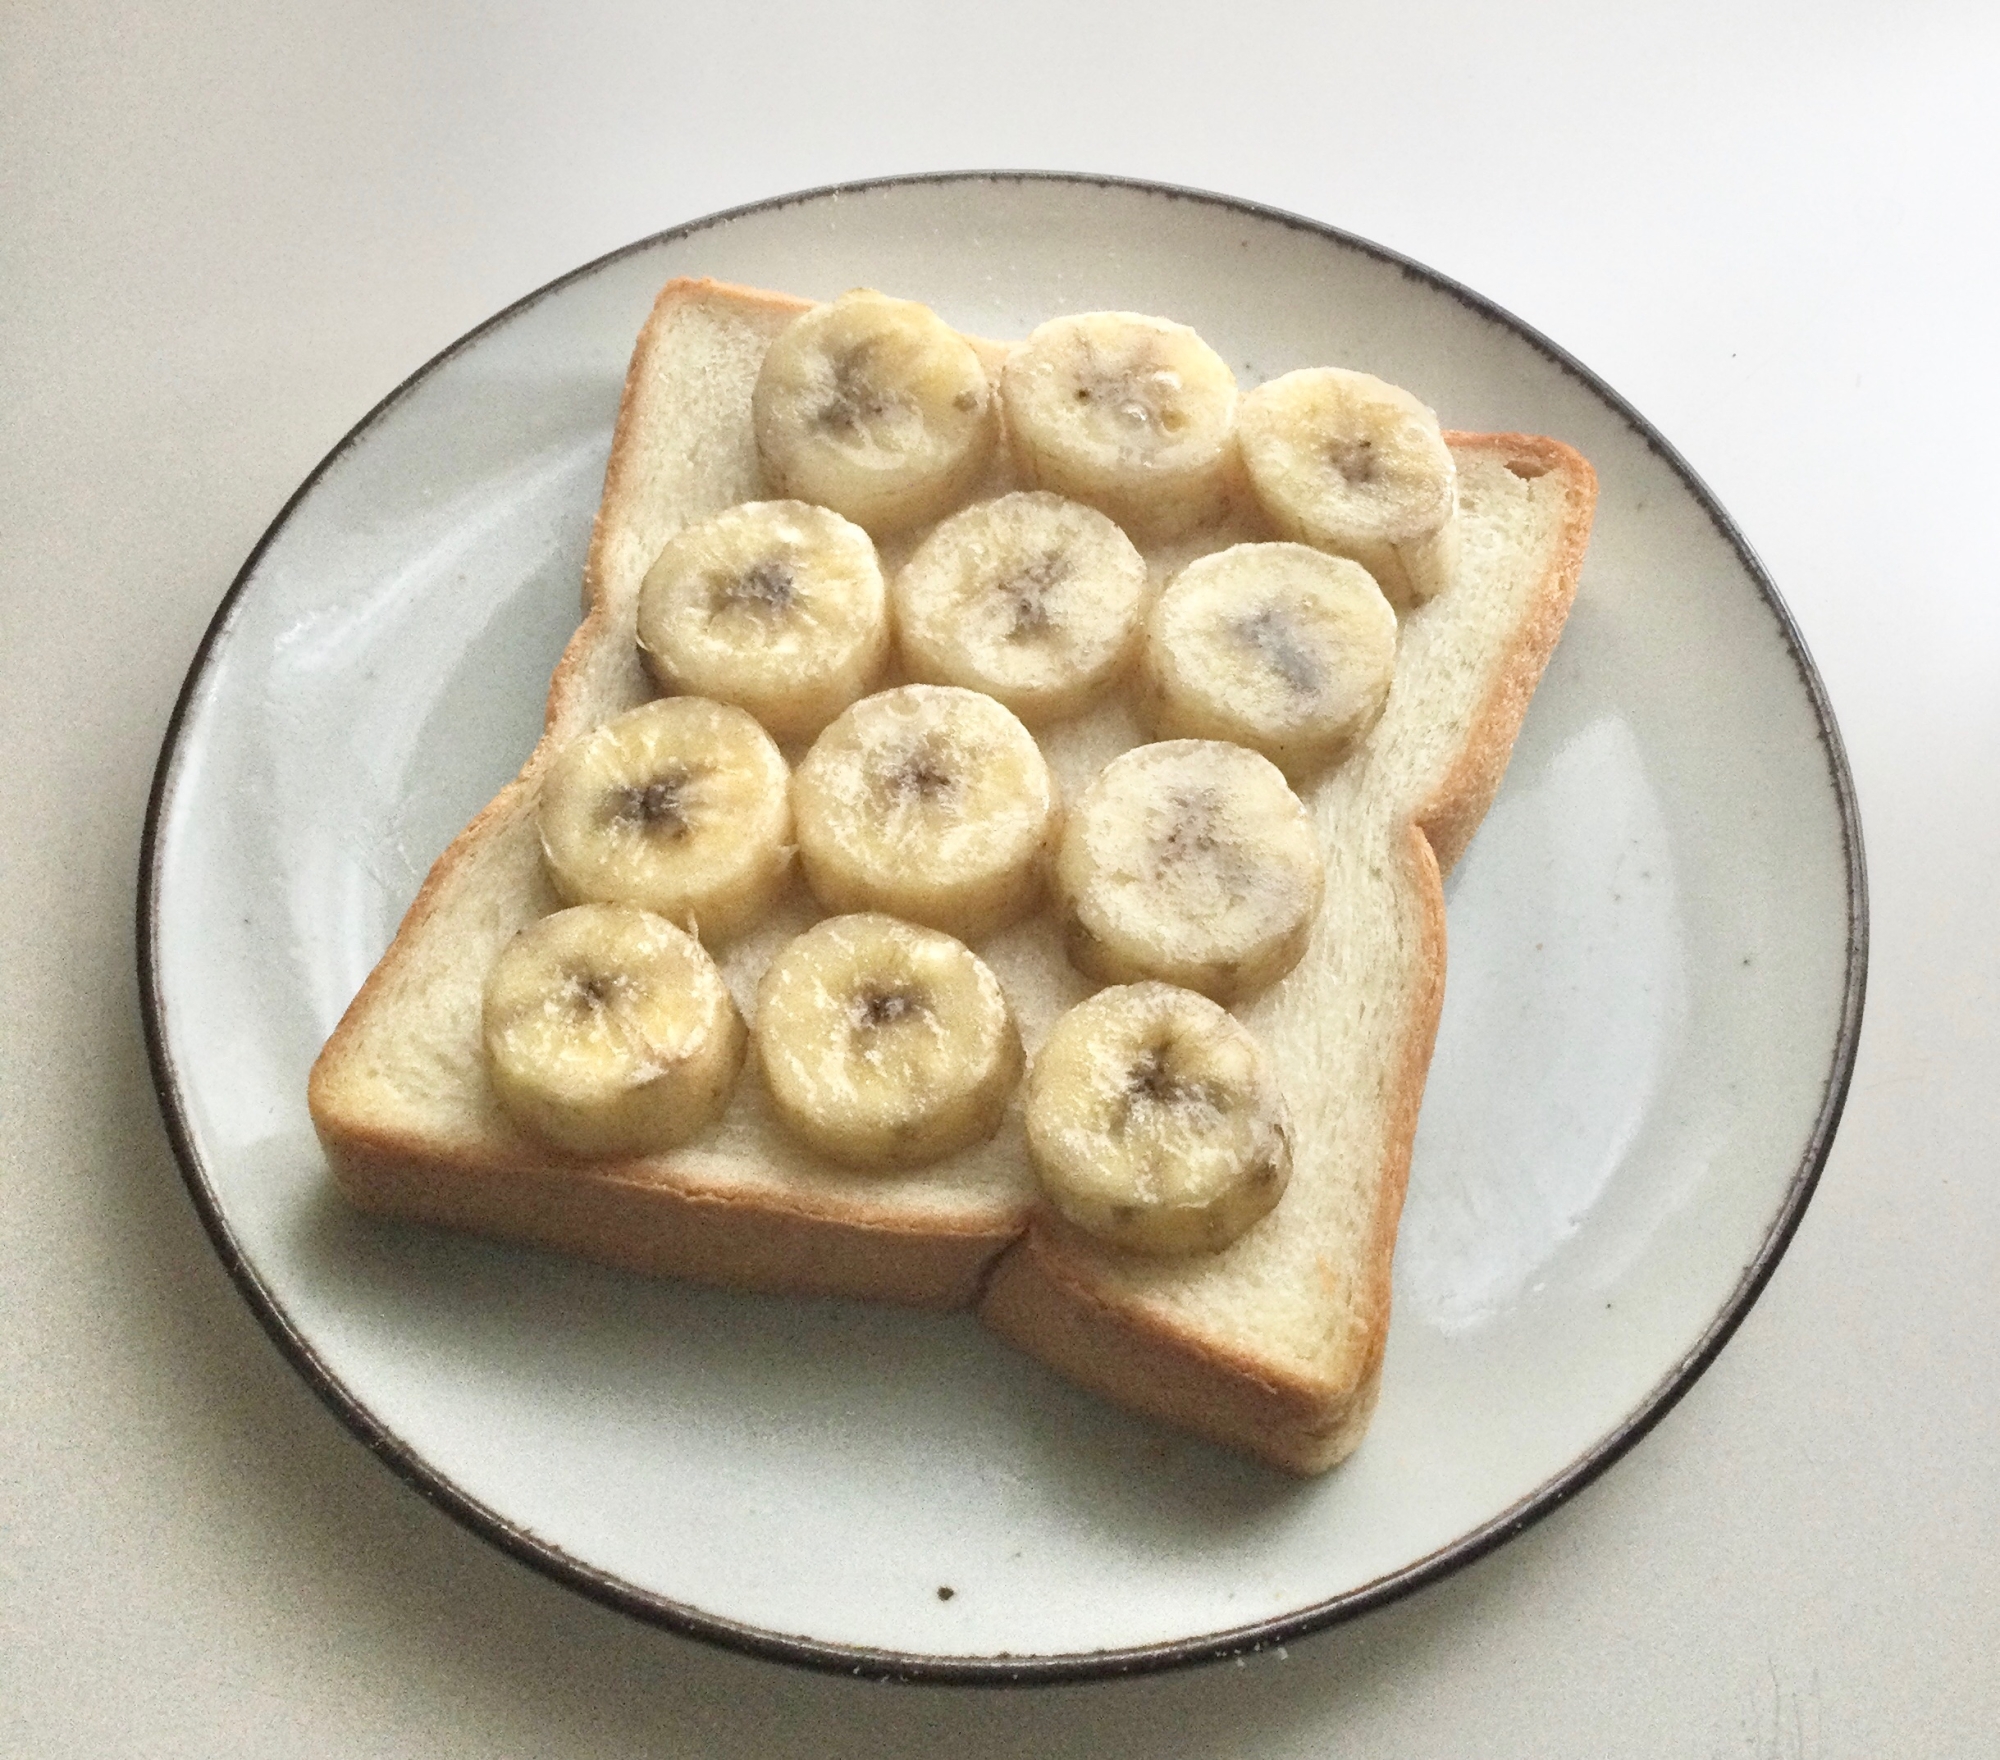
[5,3,1994,1753]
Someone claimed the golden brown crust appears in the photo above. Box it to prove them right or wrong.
[979,1227,1380,1473]
[325,1130,1012,1309]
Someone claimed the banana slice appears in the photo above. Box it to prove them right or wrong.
[1237,367,1459,606]
[792,684,1056,942]
[1054,740,1324,1003]
[754,913,1023,1169]
[1000,311,1238,539]
[1025,981,1291,1256]
[892,491,1148,725]
[483,903,746,1158]
[1139,542,1399,781]
[636,500,889,741]
[538,697,791,942]
[752,289,998,536]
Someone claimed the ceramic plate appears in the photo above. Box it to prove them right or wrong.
[140,174,1865,1682]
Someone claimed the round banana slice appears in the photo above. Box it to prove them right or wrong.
[1000,311,1238,540]
[636,500,889,741]
[484,903,746,1158]
[755,913,1023,1169]
[1237,367,1459,606]
[538,697,791,942]
[1139,542,1398,781]
[1055,740,1324,1003]
[752,289,998,537]
[792,684,1056,942]
[1026,981,1291,1256]
[892,491,1148,725]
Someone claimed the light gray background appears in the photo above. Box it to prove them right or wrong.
[4,2,1993,1754]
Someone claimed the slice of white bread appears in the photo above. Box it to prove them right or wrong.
[308,277,1596,1466]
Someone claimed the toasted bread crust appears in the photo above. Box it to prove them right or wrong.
[308,279,1598,1466]
[979,1226,1387,1473]
[323,1129,1014,1308]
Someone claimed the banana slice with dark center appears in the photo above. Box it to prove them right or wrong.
[754,912,1022,1168]
[538,697,791,942]
[792,684,1056,942]
[1139,542,1398,781]
[752,289,998,536]
[1025,981,1291,1255]
[636,499,889,741]
[483,903,746,1158]
[1000,311,1238,539]
[892,490,1149,725]
[1237,367,1459,606]
[1055,739,1324,1002]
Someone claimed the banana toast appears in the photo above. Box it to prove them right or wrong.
[307,276,1596,1472]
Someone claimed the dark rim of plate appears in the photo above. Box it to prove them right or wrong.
[136,170,1868,1687]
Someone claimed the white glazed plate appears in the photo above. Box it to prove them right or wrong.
[140,175,1865,1682]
